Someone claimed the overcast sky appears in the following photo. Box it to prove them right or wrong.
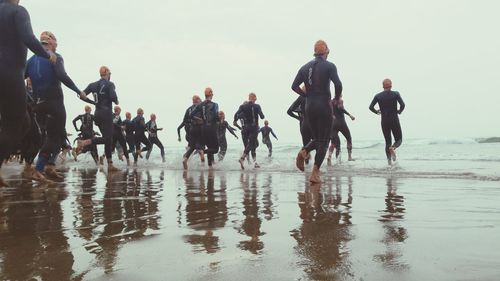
[22,0,499,145]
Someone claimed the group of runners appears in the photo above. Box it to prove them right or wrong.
[0,0,405,187]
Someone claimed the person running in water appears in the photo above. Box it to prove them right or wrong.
[112,106,130,165]
[234,93,265,169]
[26,31,84,181]
[133,108,152,162]
[258,120,278,157]
[234,101,256,164]
[0,0,57,186]
[146,113,165,162]
[182,96,205,169]
[217,111,239,161]
[328,96,355,162]
[72,105,99,164]
[123,112,138,164]
[291,40,343,183]
[177,95,202,145]
[369,78,405,165]
[189,88,219,168]
[78,66,119,172]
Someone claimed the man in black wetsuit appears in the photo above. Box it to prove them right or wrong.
[291,40,343,183]
[133,108,152,163]
[123,112,138,164]
[0,0,57,186]
[369,78,405,165]
[329,97,355,162]
[26,31,84,181]
[181,96,205,169]
[146,113,165,163]
[73,105,99,164]
[112,106,130,165]
[189,88,219,168]
[217,111,238,161]
[258,120,278,157]
[234,93,265,169]
[78,66,119,172]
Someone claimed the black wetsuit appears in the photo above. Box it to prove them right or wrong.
[177,104,197,143]
[0,2,51,166]
[369,90,405,160]
[234,102,265,157]
[331,101,352,156]
[287,96,311,147]
[183,106,204,160]
[123,119,137,162]
[133,115,152,155]
[190,100,219,165]
[112,113,129,160]
[83,79,118,161]
[291,55,343,168]
[258,126,277,157]
[72,113,98,161]
[145,120,165,160]
[217,120,238,161]
[25,52,81,171]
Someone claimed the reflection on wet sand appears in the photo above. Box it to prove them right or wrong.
[374,176,409,272]
[0,180,74,281]
[291,177,353,280]
[237,173,264,254]
[182,170,228,254]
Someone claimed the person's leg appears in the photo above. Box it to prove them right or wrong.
[93,111,116,170]
[390,119,402,161]
[381,121,393,164]
[340,123,353,161]
[204,126,219,167]
[218,137,227,161]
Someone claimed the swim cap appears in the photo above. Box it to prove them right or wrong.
[192,95,201,103]
[40,31,57,48]
[100,66,111,77]
[314,40,329,56]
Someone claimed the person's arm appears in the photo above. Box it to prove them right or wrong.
[258,105,265,119]
[330,63,343,100]
[227,123,239,139]
[81,84,96,105]
[287,97,302,120]
[396,92,405,114]
[177,122,184,141]
[271,129,278,140]
[233,107,242,125]
[53,55,81,95]
[342,108,355,120]
[72,115,81,131]
[14,7,51,60]
[109,82,118,105]
[291,70,306,96]
[369,96,380,114]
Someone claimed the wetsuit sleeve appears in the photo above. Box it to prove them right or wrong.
[72,115,81,131]
[233,107,242,123]
[109,82,118,105]
[396,92,405,114]
[258,105,265,119]
[226,123,238,138]
[341,108,351,116]
[271,129,278,139]
[330,64,343,100]
[54,55,80,94]
[177,122,184,138]
[14,7,50,59]
[189,105,200,118]
[291,70,306,96]
[287,97,301,120]
[369,96,379,114]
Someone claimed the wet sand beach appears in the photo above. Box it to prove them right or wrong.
[1,161,499,281]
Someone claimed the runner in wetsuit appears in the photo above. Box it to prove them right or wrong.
[291,40,343,183]
[217,111,239,161]
[328,97,355,162]
[0,0,57,186]
[26,31,84,181]
[78,66,119,172]
[182,96,205,169]
[258,120,278,157]
[112,106,130,165]
[234,93,265,169]
[72,105,99,164]
[369,78,405,165]
[177,95,201,144]
[123,112,138,164]
[133,108,152,162]
[146,113,165,163]
[189,88,219,167]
